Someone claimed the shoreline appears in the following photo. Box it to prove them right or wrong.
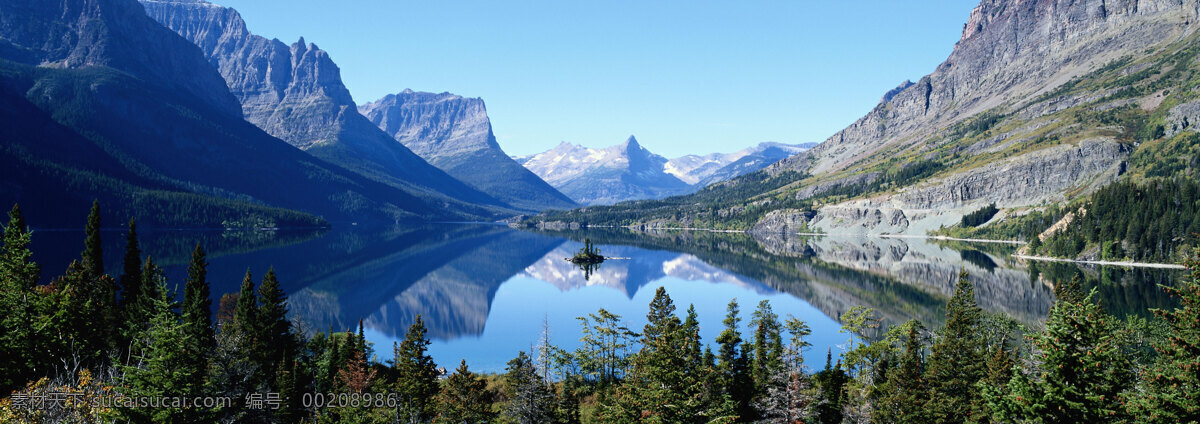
[1012,254,1186,269]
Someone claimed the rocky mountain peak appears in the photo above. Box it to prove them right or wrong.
[778,0,1200,175]
[360,90,577,211]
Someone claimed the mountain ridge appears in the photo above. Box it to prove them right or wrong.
[0,0,505,227]
[515,138,812,205]
[140,0,520,214]
[359,90,577,211]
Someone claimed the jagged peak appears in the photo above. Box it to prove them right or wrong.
[621,135,641,150]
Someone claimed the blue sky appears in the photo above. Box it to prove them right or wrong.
[213,0,979,158]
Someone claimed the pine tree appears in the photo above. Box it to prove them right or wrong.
[924,271,986,424]
[503,351,556,424]
[115,218,142,353]
[119,277,196,424]
[81,199,103,278]
[228,270,262,389]
[600,287,724,423]
[232,270,258,339]
[988,288,1132,422]
[257,267,294,379]
[716,298,754,420]
[812,350,848,424]
[875,322,927,424]
[337,347,376,393]
[273,357,303,424]
[757,316,816,423]
[750,300,784,399]
[118,257,163,362]
[394,315,440,423]
[1125,251,1200,422]
[0,204,41,392]
[181,243,215,395]
[55,259,118,364]
[118,218,142,309]
[435,360,497,424]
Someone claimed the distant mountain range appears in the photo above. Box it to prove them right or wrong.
[359,90,576,211]
[515,137,813,205]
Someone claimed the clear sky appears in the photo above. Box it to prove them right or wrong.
[212,0,979,158]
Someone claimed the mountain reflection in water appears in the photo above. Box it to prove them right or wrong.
[29,224,1183,372]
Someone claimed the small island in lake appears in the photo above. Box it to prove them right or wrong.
[569,238,605,264]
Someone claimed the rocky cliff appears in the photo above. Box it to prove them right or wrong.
[359,90,576,211]
[780,0,1198,176]
[140,0,514,213]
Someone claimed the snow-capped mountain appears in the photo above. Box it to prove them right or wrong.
[514,136,693,205]
[515,138,814,205]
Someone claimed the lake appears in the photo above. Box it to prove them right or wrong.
[28,224,1184,373]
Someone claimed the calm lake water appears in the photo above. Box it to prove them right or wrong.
[28,224,1184,372]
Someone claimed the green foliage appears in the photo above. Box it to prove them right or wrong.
[502,351,556,424]
[961,203,999,228]
[81,199,103,277]
[715,299,754,420]
[573,308,637,387]
[924,271,987,424]
[394,315,441,422]
[436,360,498,424]
[256,268,293,371]
[118,277,197,424]
[0,204,41,392]
[984,289,1134,422]
[1038,179,1200,262]
[874,322,928,424]
[749,300,784,402]
[1125,250,1200,422]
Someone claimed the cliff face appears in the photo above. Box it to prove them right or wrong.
[140,0,513,212]
[360,91,577,211]
[782,0,1199,175]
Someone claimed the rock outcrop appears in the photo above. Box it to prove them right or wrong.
[897,138,1128,209]
[359,90,576,211]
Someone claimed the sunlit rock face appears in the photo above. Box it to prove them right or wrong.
[360,90,577,211]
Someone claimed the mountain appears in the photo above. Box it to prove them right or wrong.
[516,138,811,205]
[0,0,500,227]
[665,142,815,186]
[358,90,576,211]
[514,136,694,205]
[525,0,1200,237]
[139,0,516,213]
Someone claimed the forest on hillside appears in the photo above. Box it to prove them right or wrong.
[0,202,1198,423]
